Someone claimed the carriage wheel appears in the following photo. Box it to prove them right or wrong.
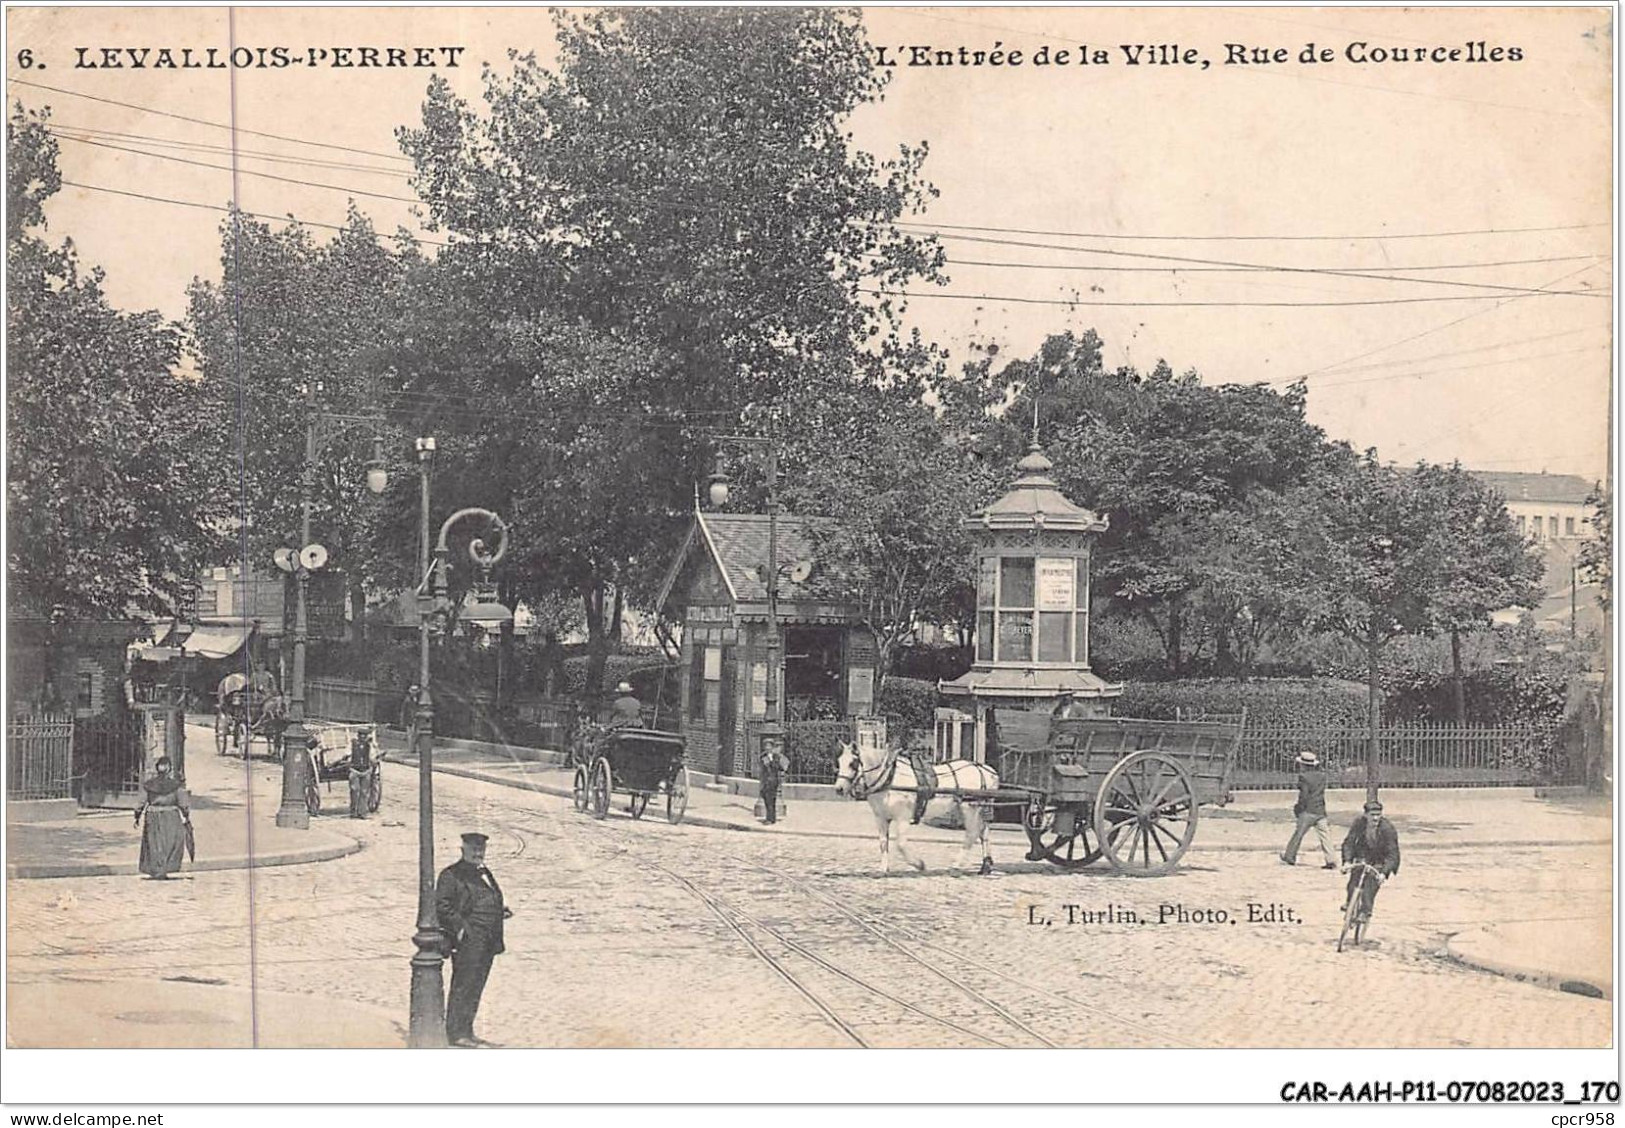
[304,771,322,816]
[629,793,649,820]
[589,758,613,820]
[214,714,230,755]
[571,767,589,813]
[368,765,383,813]
[1031,824,1103,869]
[1094,750,1198,877]
[666,768,690,826]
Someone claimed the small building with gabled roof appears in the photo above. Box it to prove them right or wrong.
[654,509,871,779]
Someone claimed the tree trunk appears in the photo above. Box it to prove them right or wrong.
[611,585,624,642]
[1167,600,1183,676]
[1215,615,1234,674]
[1450,627,1467,726]
[583,582,609,704]
[1366,627,1382,803]
[349,574,368,644]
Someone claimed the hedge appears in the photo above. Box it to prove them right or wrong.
[1324,665,1568,727]
[1115,678,1369,729]
[878,676,938,737]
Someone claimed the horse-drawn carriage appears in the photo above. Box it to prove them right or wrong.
[214,671,287,758]
[571,724,690,824]
[836,710,1245,876]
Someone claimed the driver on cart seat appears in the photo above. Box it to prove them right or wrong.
[608,681,643,728]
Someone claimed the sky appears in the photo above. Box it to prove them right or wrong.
[6,5,1615,483]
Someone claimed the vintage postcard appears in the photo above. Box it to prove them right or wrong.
[3,3,1616,1108]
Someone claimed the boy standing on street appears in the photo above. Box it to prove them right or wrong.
[1281,750,1337,868]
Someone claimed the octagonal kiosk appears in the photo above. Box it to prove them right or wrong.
[937,441,1121,769]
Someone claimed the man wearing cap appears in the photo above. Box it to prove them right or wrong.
[1340,800,1401,922]
[436,831,512,1047]
[1280,750,1337,869]
[608,681,643,728]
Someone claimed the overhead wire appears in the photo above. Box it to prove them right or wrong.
[56,179,449,246]
[8,75,415,163]
[859,286,1606,309]
[898,217,1610,244]
[14,76,1608,250]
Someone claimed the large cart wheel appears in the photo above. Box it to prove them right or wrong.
[571,767,589,813]
[629,793,649,820]
[589,757,613,820]
[666,768,690,825]
[1094,750,1198,877]
[1025,813,1103,870]
[368,765,383,813]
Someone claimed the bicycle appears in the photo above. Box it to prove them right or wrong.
[1338,860,1384,951]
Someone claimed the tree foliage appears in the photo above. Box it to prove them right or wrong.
[1578,483,1611,611]
[186,207,423,620]
[937,330,1335,673]
[396,9,943,694]
[8,105,229,618]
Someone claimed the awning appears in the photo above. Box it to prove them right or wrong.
[939,666,1123,700]
[176,624,254,660]
[132,646,186,663]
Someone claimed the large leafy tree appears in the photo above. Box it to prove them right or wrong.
[938,331,1335,674]
[1271,453,1480,795]
[776,379,996,688]
[1427,463,1544,722]
[186,208,423,634]
[8,105,229,619]
[397,8,943,695]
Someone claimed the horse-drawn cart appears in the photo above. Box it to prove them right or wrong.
[572,726,690,824]
[996,712,1245,876]
[302,722,383,816]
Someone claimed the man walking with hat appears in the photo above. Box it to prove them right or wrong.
[436,831,512,1047]
[1280,749,1337,869]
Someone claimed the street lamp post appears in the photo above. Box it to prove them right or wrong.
[405,434,512,1048]
[275,380,319,829]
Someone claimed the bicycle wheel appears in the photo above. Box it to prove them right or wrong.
[1337,879,1362,952]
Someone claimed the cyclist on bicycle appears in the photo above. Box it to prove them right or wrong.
[1340,799,1401,922]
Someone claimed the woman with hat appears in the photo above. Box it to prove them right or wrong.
[134,756,190,879]
[608,681,644,728]
[1280,749,1336,869]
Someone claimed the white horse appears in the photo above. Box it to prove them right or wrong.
[833,741,999,875]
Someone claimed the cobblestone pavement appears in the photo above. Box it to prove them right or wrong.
[7,741,1611,1049]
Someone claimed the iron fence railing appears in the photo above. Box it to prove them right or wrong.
[1236,721,1568,788]
[746,714,912,784]
[7,712,74,800]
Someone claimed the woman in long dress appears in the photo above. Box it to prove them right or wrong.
[135,756,189,879]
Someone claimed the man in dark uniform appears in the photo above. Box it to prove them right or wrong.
[436,831,512,1047]
[1340,799,1401,922]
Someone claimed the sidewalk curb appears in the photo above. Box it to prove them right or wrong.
[405,760,1614,850]
[1443,934,1613,1001]
[7,833,363,880]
